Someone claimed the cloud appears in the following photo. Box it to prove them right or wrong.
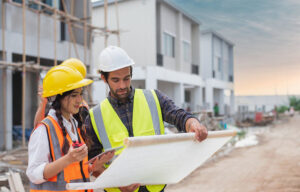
[170,0,300,95]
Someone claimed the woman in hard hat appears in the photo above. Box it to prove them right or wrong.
[34,58,90,128]
[26,64,112,191]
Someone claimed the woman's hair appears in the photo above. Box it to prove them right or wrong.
[51,89,90,155]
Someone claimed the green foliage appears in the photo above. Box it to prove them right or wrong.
[289,96,300,111]
[276,105,289,113]
[236,130,246,140]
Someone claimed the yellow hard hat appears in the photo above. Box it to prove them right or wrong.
[61,58,87,78]
[42,65,93,98]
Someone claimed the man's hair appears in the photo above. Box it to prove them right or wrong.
[100,66,133,81]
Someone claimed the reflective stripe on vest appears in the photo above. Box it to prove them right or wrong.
[142,90,161,135]
[89,89,165,192]
[30,117,91,192]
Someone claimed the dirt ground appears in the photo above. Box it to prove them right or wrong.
[1,115,300,192]
[166,115,300,192]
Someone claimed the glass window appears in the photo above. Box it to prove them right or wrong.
[163,32,175,58]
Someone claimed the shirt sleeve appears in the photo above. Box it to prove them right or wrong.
[85,114,104,160]
[155,89,197,132]
[26,124,49,184]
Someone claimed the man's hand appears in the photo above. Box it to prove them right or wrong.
[185,118,208,142]
[89,151,115,177]
[119,184,140,192]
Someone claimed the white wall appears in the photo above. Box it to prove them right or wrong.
[92,0,156,73]
[192,25,200,73]
[1,3,88,62]
[181,16,192,74]
[235,95,291,112]
[200,33,212,79]
[158,81,176,100]
[160,3,177,71]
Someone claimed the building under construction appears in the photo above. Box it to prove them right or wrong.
[0,0,118,151]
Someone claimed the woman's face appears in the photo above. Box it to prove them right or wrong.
[60,88,83,116]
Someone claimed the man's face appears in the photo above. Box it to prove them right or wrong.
[102,67,131,102]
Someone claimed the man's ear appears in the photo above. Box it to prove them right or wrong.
[101,74,107,83]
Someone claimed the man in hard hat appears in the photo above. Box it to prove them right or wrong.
[85,46,208,192]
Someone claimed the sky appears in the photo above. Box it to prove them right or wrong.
[170,0,300,96]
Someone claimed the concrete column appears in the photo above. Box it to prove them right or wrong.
[174,83,184,108]
[230,90,235,115]
[6,52,13,150]
[145,67,157,89]
[205,84,213,111]
[191,86,202,112]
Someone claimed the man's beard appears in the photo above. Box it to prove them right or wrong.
[109,87,130,101]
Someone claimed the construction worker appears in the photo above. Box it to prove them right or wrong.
[85,46,208,192]
[34,58,90,128]
[26,64,113,192]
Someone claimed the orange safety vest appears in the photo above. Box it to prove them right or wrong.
[30,116,92,192]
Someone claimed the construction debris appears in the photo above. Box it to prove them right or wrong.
[0,148,28,191]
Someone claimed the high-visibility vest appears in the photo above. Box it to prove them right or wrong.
[29,116,92,192]
[89,89,166,192]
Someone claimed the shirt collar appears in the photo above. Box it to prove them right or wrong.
[48,109,78,129]
[108,86,135,106]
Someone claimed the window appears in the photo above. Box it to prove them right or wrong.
[163,32,175,58]
[12,0,22,3]
[185,90,191,103]
[191,64,199,75]
[22,0,53,14]
[183,41,190,62]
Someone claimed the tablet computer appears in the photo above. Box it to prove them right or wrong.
[85,146,123,164]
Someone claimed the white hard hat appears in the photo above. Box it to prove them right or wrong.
[98,46,135,72]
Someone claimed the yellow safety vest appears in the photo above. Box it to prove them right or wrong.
[90,89,165,192]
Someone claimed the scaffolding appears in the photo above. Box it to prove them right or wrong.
[0,0,120,149]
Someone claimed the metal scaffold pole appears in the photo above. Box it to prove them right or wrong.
[22,0,26,148]
[2,0,7,150]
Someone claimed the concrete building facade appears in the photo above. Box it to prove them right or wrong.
[0,0,91,150]
[200,30,235,116]
[92,0,205,111]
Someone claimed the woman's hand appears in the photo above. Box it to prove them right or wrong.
[66,144,88,164]
[43,144,87,180]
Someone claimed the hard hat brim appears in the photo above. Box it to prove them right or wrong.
[43,78,93,98]
[99,62,135,72]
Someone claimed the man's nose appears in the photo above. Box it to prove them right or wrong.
[119,80,126,89]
